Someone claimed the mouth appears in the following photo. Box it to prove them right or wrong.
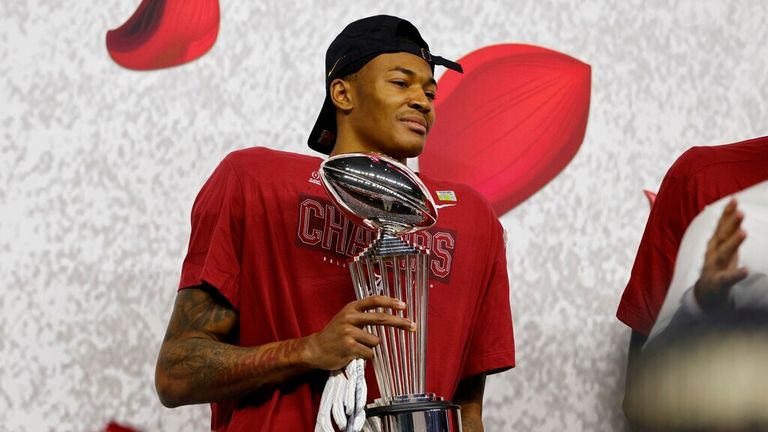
[400,116,428,135]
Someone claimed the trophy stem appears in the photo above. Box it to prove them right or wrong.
[418,252,429,393]
[346,224,436,401]
[405,253,416,395]
[392,255,413,394]
[351,259,390,401]
[353,239,432,399]
[363,257,394,401]
[378,256,404,396]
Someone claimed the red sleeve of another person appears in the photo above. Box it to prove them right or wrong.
[616,164,698,336]
[178,155,245,310]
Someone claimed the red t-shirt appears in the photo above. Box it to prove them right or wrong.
[179,147,516,431]
[617,136,768,336]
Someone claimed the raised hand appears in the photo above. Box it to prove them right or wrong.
[694,199,750,314]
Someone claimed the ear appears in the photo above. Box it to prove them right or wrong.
[329,78,354,112]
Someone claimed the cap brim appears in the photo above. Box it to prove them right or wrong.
[308,94,337,155]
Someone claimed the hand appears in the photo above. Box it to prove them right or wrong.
[306,296,416,370]
[694,199,749,314]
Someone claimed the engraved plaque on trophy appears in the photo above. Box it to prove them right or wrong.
[320,153,462,432]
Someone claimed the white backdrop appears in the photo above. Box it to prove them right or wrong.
[2,0,768,430]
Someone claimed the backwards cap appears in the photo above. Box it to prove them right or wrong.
[307,15,463,155]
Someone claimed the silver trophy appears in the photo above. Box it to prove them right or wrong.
[319,153,462,432]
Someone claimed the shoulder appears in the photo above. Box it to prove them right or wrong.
[419,172,499,224]
[668,136,768,180]
[221,147,322,179]
[420,173,490,204]
[224,147,319,168]
[665,146,719,181]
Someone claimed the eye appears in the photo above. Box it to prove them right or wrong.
[391,80,408,88]
[425,91,437,101]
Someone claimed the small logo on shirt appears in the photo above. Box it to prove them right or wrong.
[436,190,457,202]
[435,190,457,208]
[308,171,321,186]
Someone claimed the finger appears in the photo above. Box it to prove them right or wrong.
[345,326,380,347]
[354,295,406,312]
[719,210,745,243]
[709,199,737,248]
[714,229,747,268]
[349,311,416,332]
[718,266,749,291]
[712,199,741,245]
[351,342,375,361]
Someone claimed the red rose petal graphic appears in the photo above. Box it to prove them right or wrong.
[106,0,220,70]
[643,189,657,208]
[420,44,591,215]
[104,421,140,432]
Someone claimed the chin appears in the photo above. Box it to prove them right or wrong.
[387,139,425,160]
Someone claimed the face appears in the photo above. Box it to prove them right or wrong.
[335,52,438,161]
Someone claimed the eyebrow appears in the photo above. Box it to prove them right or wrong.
[389,66,438,88]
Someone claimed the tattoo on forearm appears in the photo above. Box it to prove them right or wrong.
[163,337,310,397]
[159,288,312,400]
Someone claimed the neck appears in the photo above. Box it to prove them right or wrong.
[330,130,407,164]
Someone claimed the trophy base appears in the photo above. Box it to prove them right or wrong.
[365,394,462,432]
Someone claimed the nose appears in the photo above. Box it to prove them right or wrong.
[408,90,432,113]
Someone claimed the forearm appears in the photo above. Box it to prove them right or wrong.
[460,408,483,432]
[156,336,314,407]
[155,288,413,408]
[454,373,486,432]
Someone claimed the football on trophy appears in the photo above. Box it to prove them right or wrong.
[319,153,437,235]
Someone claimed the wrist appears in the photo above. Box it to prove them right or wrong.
[693,280,732,315]
[681,286,706,319]
[299,334,320,370]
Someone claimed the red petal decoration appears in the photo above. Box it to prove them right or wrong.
[420,44,591,215]
[106,0,220,70]
[643,189,657,208]
[104,421,140,432]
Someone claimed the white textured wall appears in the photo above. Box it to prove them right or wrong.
[2,0,767,430]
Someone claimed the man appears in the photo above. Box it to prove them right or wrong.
[616,136,768,411]
[155,15,515,431]
[624,181,768,430]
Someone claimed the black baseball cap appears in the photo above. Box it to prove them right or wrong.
[307,15,464,155]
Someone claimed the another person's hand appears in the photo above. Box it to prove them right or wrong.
[307,295,415,370]
[694,199,750,314]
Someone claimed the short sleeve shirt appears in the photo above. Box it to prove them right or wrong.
[617,137,768,336]
[179,147,516,431]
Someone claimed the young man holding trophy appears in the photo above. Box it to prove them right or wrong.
[155,15,515,432]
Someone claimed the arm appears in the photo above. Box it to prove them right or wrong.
[618,166,697,336]
[155,285,414,408]
[155,285,311,407]
[453,373,486,432]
